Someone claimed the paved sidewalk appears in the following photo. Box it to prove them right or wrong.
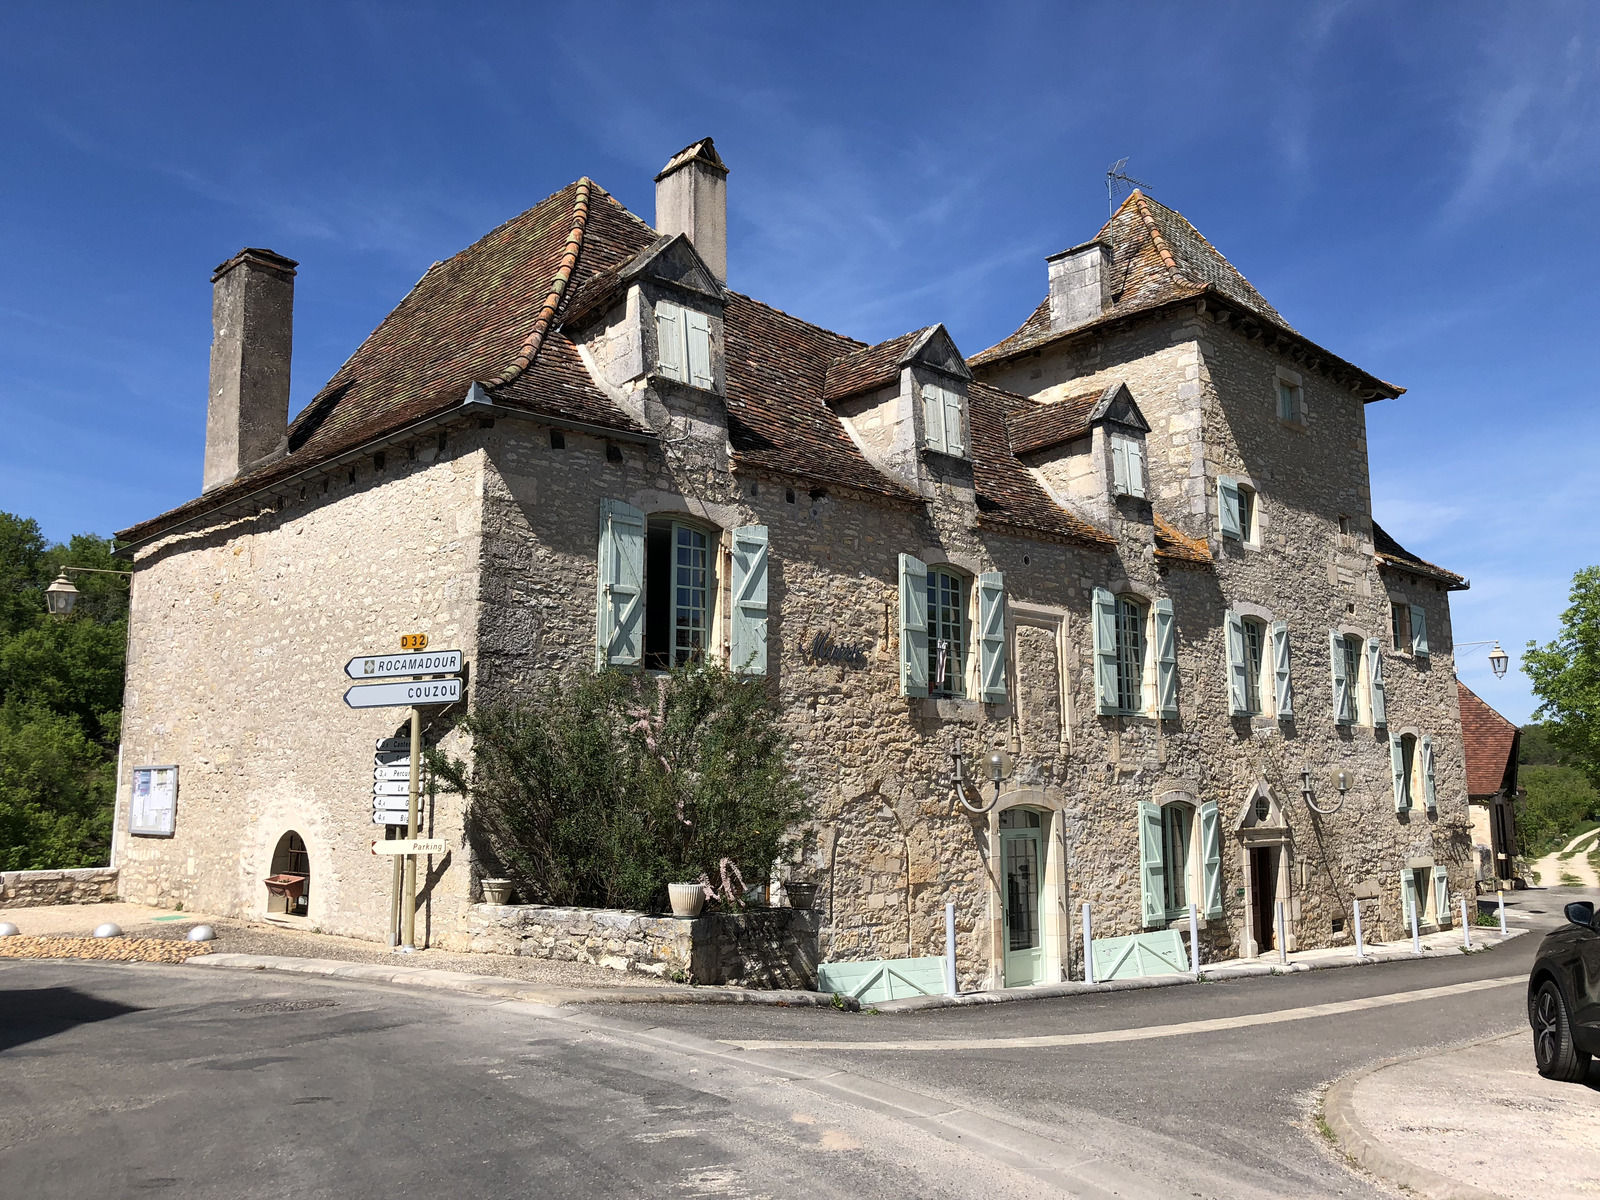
[1324,1031,1600,1200]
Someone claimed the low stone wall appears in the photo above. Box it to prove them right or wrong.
[0,867,119,909]
[457,903,821,989]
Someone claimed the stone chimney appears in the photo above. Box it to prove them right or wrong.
[1046,239,1112,332]
[655,138,728,284]
[204,248,297,492]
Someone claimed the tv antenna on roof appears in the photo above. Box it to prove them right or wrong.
[1106,159,1150,215]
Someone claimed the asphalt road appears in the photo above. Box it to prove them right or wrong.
[0,890,1581,1200]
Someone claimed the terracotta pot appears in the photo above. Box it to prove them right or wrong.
[785,882,818,910]
[481,878,514,905]
[668,882,706,919]
[263,874,307,902]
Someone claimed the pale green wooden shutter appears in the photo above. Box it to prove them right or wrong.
[1422,734,1437,812]
[686,309,713,389]
[730,525,768,676]
[1219,475,1242,540]
[1367,637,1386,727]
[1400,869,1417,927]
[1330,630,1351,725]
[1092,587,1118,715]
[1110,437,1129,494]
[976,571,1006,703]
[1410,605,1429,658]
[655,302,685,381]
[1153,598,1178,718]
[1432,864,1450,923]
[1391,733,1407,810]
[922,384,946,454]
[1271,621,1293,719]
[943,386,965,457]
[1139,801,1165,927]
[1127,438,1145,499]
[596,499,645,668]
[899,554,928,697]
[1226,610,1248,716]
[1199,800,1223,919]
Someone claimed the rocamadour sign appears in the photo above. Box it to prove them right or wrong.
[344,650,463,680]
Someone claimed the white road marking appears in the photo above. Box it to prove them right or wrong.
[726,974,1525,1052]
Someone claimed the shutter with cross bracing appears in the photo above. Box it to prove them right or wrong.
[730,525,769,676]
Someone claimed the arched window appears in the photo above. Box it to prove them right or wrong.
[267,830,310,916]
[927,568,967,697]
[1115,595,1146,713]
[645,517,716,669]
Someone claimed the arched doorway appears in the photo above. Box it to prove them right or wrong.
[266,830,310,916]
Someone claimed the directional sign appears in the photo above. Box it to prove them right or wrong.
[345,650,462,681]
[374,765,412,782]
[373,779,412,797]
[343,678,462,709]
[372,838,447,856]
[373,811,409,826]
[376,738,411,753]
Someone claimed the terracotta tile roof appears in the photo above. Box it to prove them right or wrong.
[968,191,1402,402]
[1372,522,1467,590]
[1005,388,1104,455]
[821,328,930,402]
[1458,681,1519,798]
[1153,513,1211,565]
[969,384,1115,547]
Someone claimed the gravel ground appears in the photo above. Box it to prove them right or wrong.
[0,936,209,963]
[123,915,675,989]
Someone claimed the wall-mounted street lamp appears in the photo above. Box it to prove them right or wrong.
[950,735,1013,815]
[1456,639,1511,680]
[44,566,131,616]
[1302,767,1345,816]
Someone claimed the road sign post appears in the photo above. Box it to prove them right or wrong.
[402,707,421,952]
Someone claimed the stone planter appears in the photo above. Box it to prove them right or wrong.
[668,883,706,918]
[785,882,818,910]
[481,878,515,905]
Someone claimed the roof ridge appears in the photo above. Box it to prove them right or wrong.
[487,179,592,388]
[1131,191,1182,277]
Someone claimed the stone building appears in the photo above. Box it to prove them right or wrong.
[112,140,1474,988]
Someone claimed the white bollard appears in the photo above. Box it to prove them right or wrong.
[1498,892,1508,935]
[1410,900,1422,954]
[944,902,958,997]
[1353,900,1366,961]
[1082,902,1095,984]
[1188,903,1200,974]
[1461,896,1472,949]
[1276,900,1288,965]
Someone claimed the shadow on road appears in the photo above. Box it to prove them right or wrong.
[0,987,143,1052]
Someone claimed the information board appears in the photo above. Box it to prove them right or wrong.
[130,765,178,837]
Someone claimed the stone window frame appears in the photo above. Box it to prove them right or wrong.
[1102,577,1161,720]
[1153,790,1203,923]
[1273,365,1308,431]
[1217,471,1268,551]
[1232,600,1282,721]
[629,491,744,671]
[1007,601,1072,752]
[1335,622,1375,727]
[916,548,985,706]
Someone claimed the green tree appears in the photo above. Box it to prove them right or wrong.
[1519,722,1563,766]
[0,511,127,870]
[1517,765,1599,860]
[429,663,812,912]
[1525,566,1600,792]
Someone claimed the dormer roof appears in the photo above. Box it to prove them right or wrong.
[1005,381,1149,456]
[823,324,971,403]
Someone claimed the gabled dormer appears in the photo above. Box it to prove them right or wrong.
[825,324,974,494]
[1005,381,1151,529]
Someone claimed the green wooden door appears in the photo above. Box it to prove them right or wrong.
[1000,809,1044,986]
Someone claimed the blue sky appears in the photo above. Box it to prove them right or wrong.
[1,2,1595,721]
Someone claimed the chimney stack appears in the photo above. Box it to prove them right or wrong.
[204,247,297,492]
[1046,239,1113,332]
[655,138,728,284]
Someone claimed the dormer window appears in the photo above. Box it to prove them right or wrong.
[1110,433,1145,499]
[921,380,966,457]
[654,300,714,390]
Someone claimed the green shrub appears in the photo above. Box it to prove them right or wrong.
[1519,765,1600,858]
[428,663,812,913]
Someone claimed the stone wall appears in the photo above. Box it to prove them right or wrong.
[0,867,119,908]
[115,434,487,939]
[459,903,821,989]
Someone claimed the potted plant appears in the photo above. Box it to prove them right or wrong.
[481,878,515,905]
[668,883,706,919]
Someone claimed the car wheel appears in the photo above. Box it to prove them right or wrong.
[1533,980,1592,1082]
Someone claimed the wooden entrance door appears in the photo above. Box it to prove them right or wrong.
[1250,846,1278,954]
[1000,809,1044,986]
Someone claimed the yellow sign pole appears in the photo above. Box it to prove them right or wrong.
[401,706,421,952]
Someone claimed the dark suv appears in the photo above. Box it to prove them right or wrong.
[1530,900,1600,1081]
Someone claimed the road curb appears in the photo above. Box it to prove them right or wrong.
[183,952,858,1010]
[1320,1033,1518,1200]
[874,928,1526,1013]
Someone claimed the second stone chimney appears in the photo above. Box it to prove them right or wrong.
[204,248,297,492]
[655,138,728,284]
[1046,239,1113,332]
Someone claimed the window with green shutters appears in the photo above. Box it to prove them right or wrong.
[1115,596,1146,713]
[654,300,714,390]
[1110,434,1146,498]
[926,569,967,697]
[1161,804,1192,912]
[1330,630,1361,725]
[921,381,967,458]
[1243,618,1266,714]
[1138,798,1224,925]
